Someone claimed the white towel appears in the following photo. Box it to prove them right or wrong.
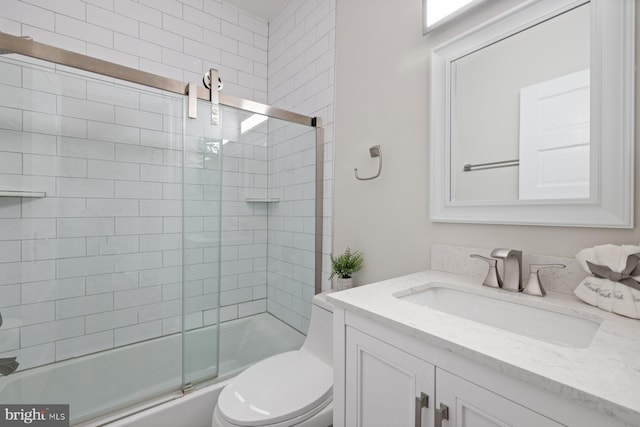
[574,243,640,319]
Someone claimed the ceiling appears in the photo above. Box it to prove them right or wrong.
[222,0,289,21]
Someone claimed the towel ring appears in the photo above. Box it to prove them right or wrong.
[355,145,382,180]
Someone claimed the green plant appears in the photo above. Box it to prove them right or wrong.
[329,247,364,280]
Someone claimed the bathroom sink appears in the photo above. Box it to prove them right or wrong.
[398,286,600,348]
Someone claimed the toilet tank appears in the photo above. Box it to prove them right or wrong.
[301,292,334,367]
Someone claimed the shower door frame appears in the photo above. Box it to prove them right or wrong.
[0,31,325,295]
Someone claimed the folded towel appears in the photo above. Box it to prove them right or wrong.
[574,243,640,319]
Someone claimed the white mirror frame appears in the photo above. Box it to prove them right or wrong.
[430,0,635,228]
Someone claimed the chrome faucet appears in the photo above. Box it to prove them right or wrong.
[490,248,522,292]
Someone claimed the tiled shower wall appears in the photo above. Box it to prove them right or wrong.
[267,0,336,331]
[0,0,269,370]
[0,0,336,366]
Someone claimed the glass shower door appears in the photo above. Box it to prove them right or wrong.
[182,99,222,386]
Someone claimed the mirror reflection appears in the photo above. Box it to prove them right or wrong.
[451,4,590,202]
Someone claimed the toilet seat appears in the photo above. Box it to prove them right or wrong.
[216,350,332,427]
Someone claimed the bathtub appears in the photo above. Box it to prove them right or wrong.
[0,313,304,426]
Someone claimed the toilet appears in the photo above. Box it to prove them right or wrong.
[212,293,334,427]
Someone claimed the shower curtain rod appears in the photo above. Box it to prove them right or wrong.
[0,31,316,127]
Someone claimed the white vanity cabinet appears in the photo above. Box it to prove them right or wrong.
[345,327,435,426]
[344,325,561,427]
[334,309,630,427]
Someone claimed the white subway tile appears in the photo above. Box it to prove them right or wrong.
[88,121,140,145]
[56,331,113,361]
[204,0,238,24]
[86,4,138,37]
[114,0,161,26]
[57,255,114,278]
[0,106,22,131]
[162,47,203,74]
[22,67,87,98]
[56,294,113,320]
[55,15,113,47]
[113,32,161,62]
[163,13,202,41]
[0,329,19,352]
[87,81,140,109]
[139,23,183,52]
[114,251,162,272]
[139,233,182,253]
[0,85,56,114]
[0,284,20,308]
[115,217,162,235]
[21,317,84,347]
[88,235,139,255]
[3,0,55,31]
[238,299,266,317]
[22,0,86,20]
[114,286,161,309]
[57,218,114,238]
[88,160,139,181]
[114,320,162,347]
[85,272,138,296]
[23,111,87,139]
[58,96,115,122]
[239,12,268,37]
[57,177,114,198]
[23,154,87,178]
[21,198,86,218]
[115,107,163,131]
[140,266,182,287]
[115,143,163,165]
[0,241,19,264]
[85,0,115,10]
[0,219,56,241]
[22,277,85,304]
[58,137,115,160]
[0,342,54,371]
[86,43,139,69]
[114,181,163,200]
[138,300,180,322]
[24,24,88,53]
[22,238,86,261]
[85,307,138,333]
[183,38,222,63]
[139,94,182,117]
[0,62,21,87]
[183,5,220,32]
[140,200,181,216]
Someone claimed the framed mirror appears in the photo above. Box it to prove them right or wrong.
[430,0,635,227]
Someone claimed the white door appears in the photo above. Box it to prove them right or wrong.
[519,69,590,200]
[435,368,563,427]
[345,327,435,427]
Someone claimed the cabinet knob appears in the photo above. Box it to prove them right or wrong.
[415,392,429,427]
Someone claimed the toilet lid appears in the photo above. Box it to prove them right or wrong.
[217,350,333,426]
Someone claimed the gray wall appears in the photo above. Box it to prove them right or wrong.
[333,0,640,286]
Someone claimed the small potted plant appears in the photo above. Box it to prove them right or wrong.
[329,247,364,290]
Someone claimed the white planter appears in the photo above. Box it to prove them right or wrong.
[335,277,354,291]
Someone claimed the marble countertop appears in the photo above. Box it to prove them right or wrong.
[327,270,640,426]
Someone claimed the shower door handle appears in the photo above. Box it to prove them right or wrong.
[415,392,429,427]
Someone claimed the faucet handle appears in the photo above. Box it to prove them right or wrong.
[470,254,502,288]
[522,264,566,297]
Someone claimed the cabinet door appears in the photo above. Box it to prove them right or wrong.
[346,326,435,427]
[435,368,563,427]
